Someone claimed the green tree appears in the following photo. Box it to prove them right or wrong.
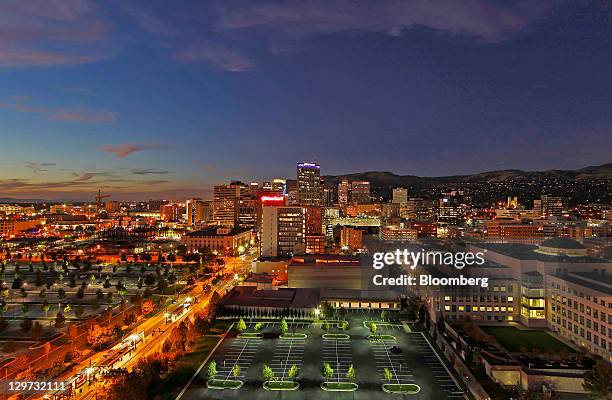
[346,364,356,381]
[254,322,263,331]
[583,360,612,399]
[383,368,393,382]
[370,322,377,334]
[41,302,51,319]
[280,318,288,334]
[322,321,330,331]
[380,310,388,321]
[232,364,240,378]
[321,362,334,380]
[288,364,299,380]
[320,301,334,319]
[236,318,247,333]
[341,321,349,331]
[207,360,217,379]
[263,363,275,381]
[338,306,347,321]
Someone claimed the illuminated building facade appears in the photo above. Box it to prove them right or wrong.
[260,205,305,257]
[296,162,322,206]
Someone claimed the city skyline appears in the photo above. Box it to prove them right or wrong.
[2,1,612,200]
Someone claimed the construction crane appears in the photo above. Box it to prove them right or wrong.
[95,189,110,208]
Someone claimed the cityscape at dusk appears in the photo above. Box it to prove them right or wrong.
[1,1,612,400]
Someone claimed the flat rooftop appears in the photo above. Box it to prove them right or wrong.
[290,254,365,267]
[554,272,612,296]
[473,242,606,263]
[184,226,251,237]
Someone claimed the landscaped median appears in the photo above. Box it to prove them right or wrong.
[322,333,350,340]
[367,334,396,341]
[206,379,243,390]
[382,383,420,394]
[263,380,300,390]
[321,382,358,391]
[237,332,263,339]
[280,332,308,339]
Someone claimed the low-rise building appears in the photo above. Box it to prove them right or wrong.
[181,226,251,254]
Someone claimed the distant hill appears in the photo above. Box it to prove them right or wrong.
[323,162,612,188]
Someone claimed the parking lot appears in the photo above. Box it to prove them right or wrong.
[271,337,305,380]
[216,336,262,381]
[181,315,466,400]
[405,332,464,399]
[322,336,353,382]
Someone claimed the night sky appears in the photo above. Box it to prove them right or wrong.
[0,0,611,200]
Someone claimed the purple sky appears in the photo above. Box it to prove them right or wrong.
[0,0,611,200]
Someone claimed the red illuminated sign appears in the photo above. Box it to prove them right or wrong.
[261,195,285,206]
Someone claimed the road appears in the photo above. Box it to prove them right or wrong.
[7,253,256,400]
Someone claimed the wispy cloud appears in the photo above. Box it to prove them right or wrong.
[0,0,112,67]
[25,161,56,173]
[175,40,255,72]
[215,0,550,42]
[0,98,117,123]
[102,142,169,158]
[130,168,174,175]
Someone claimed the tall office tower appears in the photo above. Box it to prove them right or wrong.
[261,179,286,196]
[105,201,121,213]
[297,162,322,206]
[248,182,259,196]
[161,203,180,221]
[213,182,244,227]
[148,199,168,211]
[272,178,286,195]
[323,187,334,207]
[186,198,212,226]
[238,197,257,229]
[392,188,408,204]
[405,197,428,219]
[260,204,305,257]
[541,195,565,217]
[507,196,519,209]
[304,206,325,254]
[350,181,370,204]
[437,194,465,226]
[338,179,350,206]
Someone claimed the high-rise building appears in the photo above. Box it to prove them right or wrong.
[340,227,363,251]
[541,195,565,217]
[105,201,121,213]
[213,182,244,227]
[350,181,370,204]
[297,162,322,206]
[323,187,334,207]
[148,199,168,211]
[260,179,286,197]
[238,197,257,229]
[260,205,305,257]
[161,203,180,221]
[186,198,212,226]
[392,188,408,204]
[248,182,259,196]
[338,179,350,206]
[304,206,325,254]
[437,195,465,226]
